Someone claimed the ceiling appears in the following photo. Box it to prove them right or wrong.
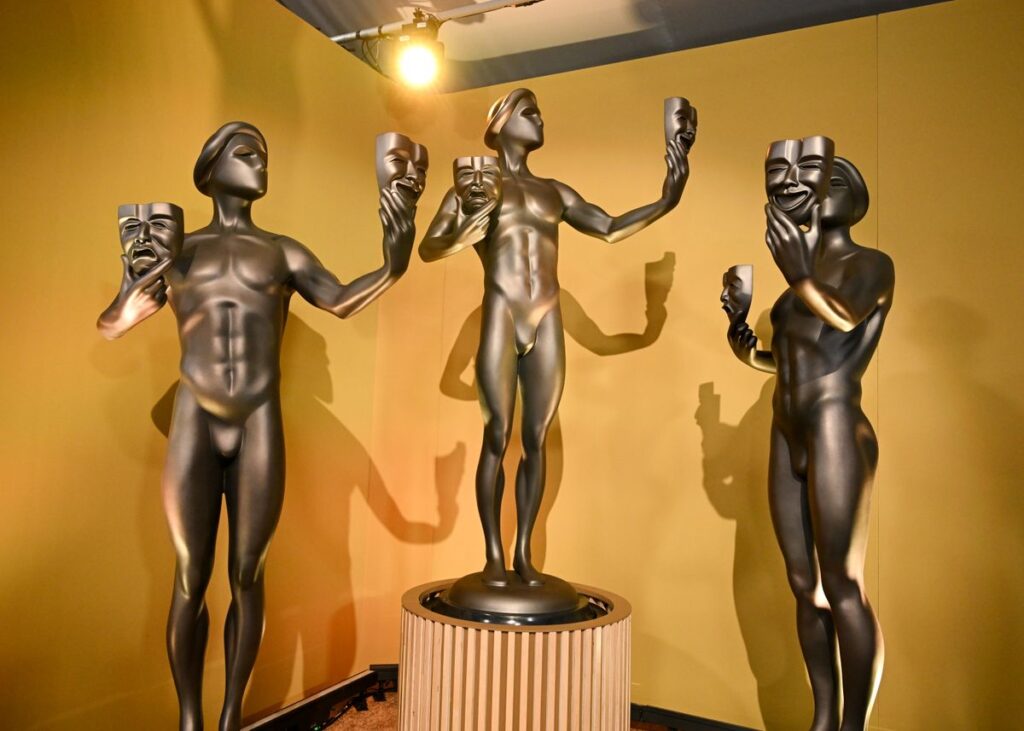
[278,0,946,91]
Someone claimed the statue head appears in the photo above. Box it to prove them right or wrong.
[376,132,429,207]
[720,264,753,325]
[117,202,184,275]
[485,88,542,151]
[453,156,502,215]
[664,97,698,153]
[193,122,268,200]
[821,156,869,228]
[764,135,834,225]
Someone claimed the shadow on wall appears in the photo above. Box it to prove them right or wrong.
[437,253,675,571]
[693,311,812,730]
[150,315,459,721]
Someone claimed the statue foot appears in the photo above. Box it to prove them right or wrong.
[481,560,508,587]
[513,557,545,587]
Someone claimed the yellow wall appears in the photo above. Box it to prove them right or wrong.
[1,1,1021,729]
[0,1,406,727]
[369,1,1024,729]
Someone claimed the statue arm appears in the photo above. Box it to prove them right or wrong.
[555,140,688,244]
[419,188,494,262]
[790,251,894,332]
[727,320,777,374]
[96,255,172,340]
[284,190,414,319]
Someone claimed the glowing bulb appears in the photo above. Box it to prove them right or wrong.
[396,42,440,87]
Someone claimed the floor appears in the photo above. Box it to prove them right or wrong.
[326,691,668,729]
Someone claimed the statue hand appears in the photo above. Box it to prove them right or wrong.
[662,138,689,204]
[380,188,415,273]
[765,203,818,284]
[453,198,497,247]
[727,319,759,363]
[99,254,170,338]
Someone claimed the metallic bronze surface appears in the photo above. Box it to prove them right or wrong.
[98,122,426,731]
[720,263,752,326]
[664,96,698,154]
[420,89,692,617]
[725,152,893,731]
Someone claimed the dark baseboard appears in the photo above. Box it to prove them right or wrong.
[632,702,757,730]
[241,666,395,730]
[243,663,756,731]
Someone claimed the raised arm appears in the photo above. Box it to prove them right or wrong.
[285,188,414,319]
[766,204,895,332]
[97,253,172,340]
[556,138,689,244]
[418,187,496,263]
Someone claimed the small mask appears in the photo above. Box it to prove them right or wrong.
[720,264,753,325]
[764,135,835,225]
[453,156,502,215]
[376,132,429,206]
[664,97,698,153]
[117,202,184,275]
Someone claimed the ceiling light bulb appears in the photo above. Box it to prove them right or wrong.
[396,42,440,87]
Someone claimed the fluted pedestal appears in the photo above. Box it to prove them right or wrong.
[398,580,631,731]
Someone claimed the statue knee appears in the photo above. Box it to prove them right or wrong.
[483,418,512,455]
[176,560,212,601]
[521,423,549,455]
[819,564,862,606]
[786,570,821,606]
[230,554,266,593]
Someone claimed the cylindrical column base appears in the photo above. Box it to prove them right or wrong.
[398,580,631,731]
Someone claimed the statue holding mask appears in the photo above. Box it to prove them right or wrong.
[723,137,894,731]
[420,90,695,619]
[98,122,427,731]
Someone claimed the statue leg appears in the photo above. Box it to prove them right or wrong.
[475,293,518,586]
[219,400,285,731]
[809,407,882,731]
[513,306,565,586]
[163,386,224,731]
[768,424,840,731]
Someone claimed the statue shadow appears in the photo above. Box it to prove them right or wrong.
[150,315,459,721]
[693,311,812,730]
[438,252,675,572]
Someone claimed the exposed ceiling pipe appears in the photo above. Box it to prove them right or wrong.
[330,0,545,44]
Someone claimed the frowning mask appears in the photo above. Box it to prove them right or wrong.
[453,156,502,215]
[117,202,184,275]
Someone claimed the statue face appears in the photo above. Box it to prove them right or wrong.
[376,132,429,206]
[765,136,834,225]
[208,133,268,200]
[499,94,544,150]
[453,156,501,215]
[664,97,698,153]
[117,202,184,275]
[720,264,753,324]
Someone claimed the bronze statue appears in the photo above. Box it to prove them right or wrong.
[724,145,894,731]
[98,122,426,731]
[420,89,693,617]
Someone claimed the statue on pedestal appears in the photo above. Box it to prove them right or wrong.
[420,90,694,620]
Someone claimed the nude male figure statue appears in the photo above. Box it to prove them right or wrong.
[98,122,426,731]
[420,89,693,596]
[725,142,894,731]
